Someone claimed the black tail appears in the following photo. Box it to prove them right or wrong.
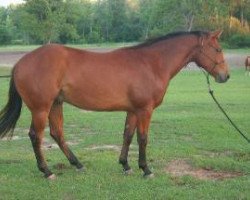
[0,74,22,138]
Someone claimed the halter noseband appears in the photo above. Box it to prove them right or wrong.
[198,36,225,73]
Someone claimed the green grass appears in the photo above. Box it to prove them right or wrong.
[0,67,249,200]
[225,48,250,54]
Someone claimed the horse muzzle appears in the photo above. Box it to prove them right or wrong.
[215,73,230,83]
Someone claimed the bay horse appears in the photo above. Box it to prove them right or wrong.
[0,30,229,179]
[245,56,250,76]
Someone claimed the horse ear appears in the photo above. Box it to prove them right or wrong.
[211,30,223,39]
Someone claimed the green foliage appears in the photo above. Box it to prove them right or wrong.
[0,25,11,44]
[0,7,12,44]
[228,33,250,48]
[0,0,249,45]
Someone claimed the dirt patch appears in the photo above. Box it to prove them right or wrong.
[165,159,243,180]
[85,144,121,152]
[42,139,79,150]
[42,142,59,150]
[1,136,23,141]
[53,163,69,170]
[201,150,233,158]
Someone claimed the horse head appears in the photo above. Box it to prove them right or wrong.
[194,30,230,83]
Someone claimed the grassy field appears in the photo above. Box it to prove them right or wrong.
[0,67,249,200]
[225,48,250,54]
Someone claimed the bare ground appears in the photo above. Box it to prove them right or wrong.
[0,48,248,69]
[165,159,244,180]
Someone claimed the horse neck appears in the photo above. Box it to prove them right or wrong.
[146,35,199,80]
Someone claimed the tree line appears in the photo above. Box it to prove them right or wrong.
[0,0,250,47]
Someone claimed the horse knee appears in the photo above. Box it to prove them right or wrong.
[29,128,36,139]
[137,134,148,146]
[124,132,133,144]
[49,130,58,141]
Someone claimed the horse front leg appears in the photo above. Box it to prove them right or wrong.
[136,109,154,178]
[119,112,137,174]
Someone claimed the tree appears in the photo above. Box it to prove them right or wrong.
[0,0,249,46]
[0,7,12,44]
[75,0,93,42]
[58,0,80,43]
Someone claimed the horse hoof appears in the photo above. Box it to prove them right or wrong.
[47,174,56,180]
[76,166,84,172]
[124,169,133,175]
[143,173,155,179]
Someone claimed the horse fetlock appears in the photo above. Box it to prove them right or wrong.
[119,158,127,165]
[70,160,81,167]
[143,172,155,179]
[139,164,152,175]
[76,163,84,169]
[37,163,52,175]
[123,168,133,175]
[119,158,131,172]
[76,166,84,172]
[138,159,148,168]
[73,160,83,169]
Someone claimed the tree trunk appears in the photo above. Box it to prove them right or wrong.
[187,15,194,32]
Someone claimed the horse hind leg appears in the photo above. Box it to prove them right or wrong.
[49,101,83,170]
[29,111,55,179]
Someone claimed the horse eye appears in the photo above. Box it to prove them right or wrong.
[216,48,222,53]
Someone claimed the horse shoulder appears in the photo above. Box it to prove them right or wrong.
[119,50,168,109]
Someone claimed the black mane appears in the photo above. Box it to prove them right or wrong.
[129,31,209,49]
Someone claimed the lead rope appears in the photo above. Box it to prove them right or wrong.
[201,70,250,143]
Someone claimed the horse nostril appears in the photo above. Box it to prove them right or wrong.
[227,74,230,79]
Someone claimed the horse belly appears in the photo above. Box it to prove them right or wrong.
[62,80,131,111]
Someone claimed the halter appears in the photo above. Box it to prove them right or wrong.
[198,36,225,74]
